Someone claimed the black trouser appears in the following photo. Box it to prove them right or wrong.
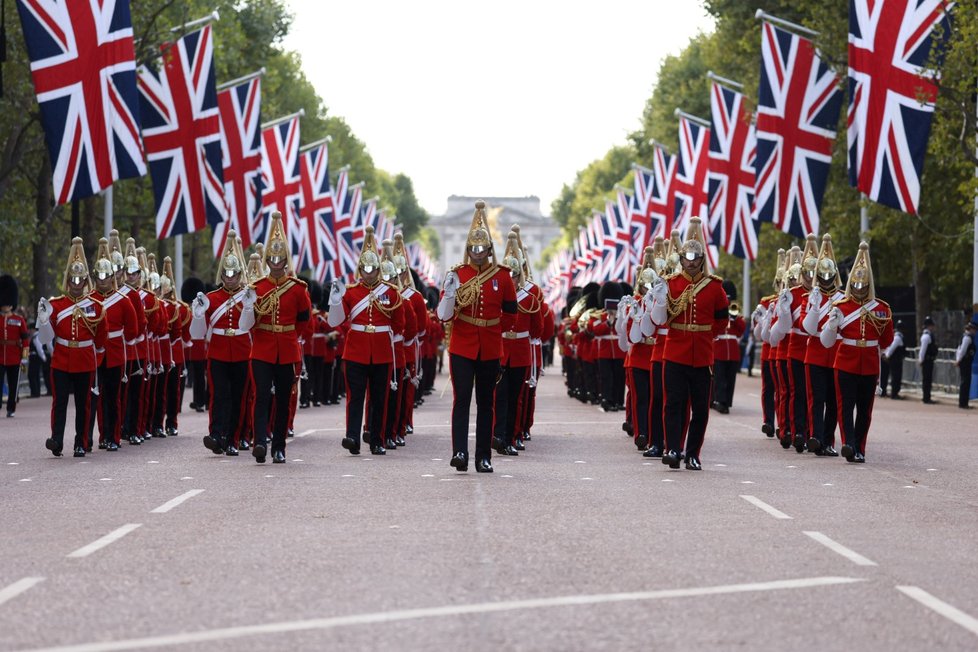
[122,360,144,438]
[28,354,51,396]
[3,364,19,414]
[761,359,776,428]
[790,358,809,438]
[922,359,934,402]
[189,360,208,407]
[582,361,598,403]
[207,359,248,445]
[598,357,616,407]
[807,363,837,448]
[493,364,528,446]
[93,364,123,445]
[959,358,974,408]
[889,354,904,396]
[383,368,401,443]
[663,361,712,458]
[713,359,738,408]
[878,359,891,396]
[51,368,95,450]
[628,367,649,445]
[252,360,299,454]
[343,360,391,447]
[650,361,665,450]
[165,363,183,429]
[449,353,499,461]
[835,370,877,454]
[300,354,321,405]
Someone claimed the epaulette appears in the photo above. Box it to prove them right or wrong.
[291,276,307,287]
[346,282,357,289]
[450,263,465,272]
[832,297,850,306]
[663,272,679,280]
[708,274,723,282]
[761,294,777,302]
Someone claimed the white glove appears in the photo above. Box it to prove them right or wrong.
[651,278,668,304]
[329,279,346,304]
[192,292,208,320]
[442,271,460,297]
[826,306,842,330]
[807,287,822,313]
[242,287,257,309]
[37,297,52,325]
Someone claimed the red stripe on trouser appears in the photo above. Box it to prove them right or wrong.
[626,367,638,442]
[805,364,815,443]
[288,377,297,431]
[775,359,788,433]
[343,361,353,440]
[48,367,56,438]
[80,371,94,450]
[833,369,848,447]
[862,376,876,454]
[513,367,530,444]
[206,361,216,436]
[377,365,393,445]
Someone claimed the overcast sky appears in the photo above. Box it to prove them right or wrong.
[283,1,716,216]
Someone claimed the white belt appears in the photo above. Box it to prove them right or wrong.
[503,331,530,340]
[56,337,94,348]
[350,324,392,333]
[393,334,404,343]
[404,336,417,346]
[596,335,617,340]
[108,329,124,339]
[212,328,250,337]
[312,333,328,339]
[133,334,145,343]
[159,334,170,341]
[791,328,808,336]
[530,338,542,346]
[715,334,739,341]
[658,328,669,336]
[417,330,427,337]
[841,338,879,348]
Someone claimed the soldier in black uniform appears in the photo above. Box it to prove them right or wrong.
[955,320,976,409]
[918,316,937,404]
[880,320,906,399]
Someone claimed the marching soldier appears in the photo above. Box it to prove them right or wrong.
[160,257,190,436]
[192,232,255,457]
[147,254,171,439]
[182,276,208,412]
[919,316,937,404]
[818,242,893,463]
[589,282,626,412]
[88,239,138,450]
[437,200,517,473]
[766,246,799,449]
[711,281,745,414]
[247,214,311,464]
[328,225,405,457]
[511,224,550,447]
[393,233,428,442]
[492,232,543,456]
[648,217,729,470]
[624,247,657,451]
[300,281,325,409]
[378,238,416,451]
[118,238,148,445]
[36,238,107,457]
[751,248,785,438]
[800,234,844,456]
[1,275,28,418]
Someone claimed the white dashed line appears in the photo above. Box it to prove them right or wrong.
[714,464,727,467]
[803,531,877,566]
[264,475,274,478]
[0,577,44,607]
[501,475,513,478]
[662,479,675,483]
[581,477,592,481]
[151,490,204,514]
[67,524,142,559]
[740,495,792,520]
[787,465,797,469]
[740,481,754,484]
[147,461,159,464]
[421,474,434,478]
[927,468,938,471]
[574,461,586,464]
[19,478,31,482]
[180,477,193,480]
[7,462,19,465]
[431,458,443,462]
[341,475,354,478]
[99,478,111,482]
[823,483,833,486]
[896,586,978,636]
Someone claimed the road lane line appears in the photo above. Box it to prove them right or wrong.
[803,531,877,566]
[0,577,43,607]
[896,586,978,636]
[740,495,792,520]
[20,576,863,651]
[66,524,142,559]
[150,490,204,514]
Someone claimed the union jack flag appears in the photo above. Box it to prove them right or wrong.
[260,115,302,264]
[648,143,677,238]
[755,20,842,237]
[674,114,719,268]
[16,0,146,204]
[298,143,338,282]
[213,76,263,255]
[848,0,952,214]
[630,165,654,253]
[332,169,359,279]
[707,81,759,260]
[138,26,226,240]
[608,196,632,280]
[348,185,366,252]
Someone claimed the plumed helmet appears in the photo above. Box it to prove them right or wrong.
[463,200,495,264]
[181,277,205,304]
[844,241,876,302]
[262,211,293,274]
[502,232,524,284]
[392,233,410,277]
[773,248,787,291]
[0,274,18,307]
[801,233,819,276]
[511,224,532,281]
[62,237,92,293]
[160,256,176,299]
[146,253,161,291]
[216,230,245,284]
[666,229,683,273]
[784,246,803,285]
[357,225,381,275]
[108,229,125,272]
[379,238,399,286]
[92,237,116,288]
[815,234,842,291]
[680,217,707,260]
[124,237,141,275]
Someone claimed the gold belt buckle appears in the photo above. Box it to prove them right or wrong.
[68,341,79,348]
[476,318,487,327]
[857,339,866,348]
[365,324,376,333]
[503,332,515,339]
[225,328,236,336]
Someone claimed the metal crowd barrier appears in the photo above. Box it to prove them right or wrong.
[900,347,965,394]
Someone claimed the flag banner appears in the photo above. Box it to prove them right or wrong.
[260,115,302,264]
[673,114,711,237]
[138,25,227,239]
[847,0,951,214]
[755,20,842,237]
[649,143,677,239]
[707,81,759,260]
[298,143,338,281]
[16,0,147,204]
[214,75,263,255]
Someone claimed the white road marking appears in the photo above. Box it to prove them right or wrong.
[574,460,586,464]
[714,464,727,467]
[147,461,159,464]
[99,478,111,482]
[150,490,204,514]
[927,468,938,471]
[823,483,833,486]
[8,462,19,465]
[501,475,513,478]
[341,475,354,478]
[581,477,592,481]
[740,481,754,484]
[662,479,674,483]
[740,495,792,520]
[803,531,877,566]
[67,524,142,559]
[896,585,978,636]
[19,478,31,482]
[0,577,43,607]
[180,477,193,480]
[22,576,862,651]
[292,459,303,462]
[431,458,442,461]
[787,465,797,469]
[903,486,915,489]
[421,474,434,478]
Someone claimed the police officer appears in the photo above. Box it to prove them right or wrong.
[36,238,107,457]
[437,200,517,473]
[648,217,728,470]
[818,242,894,463]
[0,275,28,417]
[955,319,976,409]
[881,320,906,399]
[919,316,937,404]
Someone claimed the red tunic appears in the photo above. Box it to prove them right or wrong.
[624,295,654,371]
[203,287,253,363]
[250,276,311,365]
[117,285,146,362]
[89,289,138,368]
[830,297,894,376]
[786,285,811,362]
[500,285,543,368]
[661,272,729,368]
[339,281,406,365]
[443,263,516,361]
[1,311,29,366]
[47,295,106,373]
[802,290,844,368]
[757,295,775,362]
[589,311,624,360]
[170,301,191,365]
[395,292,417,368]
[713,315,746,362]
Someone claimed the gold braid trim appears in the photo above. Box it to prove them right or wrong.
[253,278,297,318]
[517,291,541,314]
[454,265,500,312]
[367,282,404,318]
[72,296,105,336]
[665,276,714,325]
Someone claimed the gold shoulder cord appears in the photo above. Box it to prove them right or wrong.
[73,299,106,336]
[453,265,499,313]
[859,304,892,338]
[253,279,295,318]
[517,291,541,314]
[370,284,404,317]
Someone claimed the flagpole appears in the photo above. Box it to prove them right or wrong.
[217,67,265,91]
[261,109,305,130]
[707,71,743,90]
[299,135,332,153]
[175,235,184,294]
[973,79,978,314]
[860,194,870,239]
[103,186,113,239]
[754,9,819,37]
[673,108,710,128]
[170,11,220,33]
[743,258,751,311]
